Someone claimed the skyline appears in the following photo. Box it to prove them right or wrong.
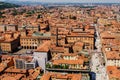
[0,0,120,3]
[0,0,120,80]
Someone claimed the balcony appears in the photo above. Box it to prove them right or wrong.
[46,63,90,73]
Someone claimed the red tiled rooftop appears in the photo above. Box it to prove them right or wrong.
[41,72,82,80]
[107,66,120,79]
[52,59,84,65]
[106,51,120,60]
[36,41,51,52]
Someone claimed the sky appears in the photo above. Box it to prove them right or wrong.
[0,0,120,3]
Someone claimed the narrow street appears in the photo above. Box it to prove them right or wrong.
[90,24,108,80]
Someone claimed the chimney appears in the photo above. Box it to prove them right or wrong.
[56,27,58,46]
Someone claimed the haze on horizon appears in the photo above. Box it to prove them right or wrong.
[0,0,120,3]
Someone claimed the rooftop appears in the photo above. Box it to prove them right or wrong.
[41,72,82,80]
[36,41,51,52]
[106,51,120,60]
[107,66,120,79]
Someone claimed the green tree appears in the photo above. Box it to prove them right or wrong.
[46,63,51,68]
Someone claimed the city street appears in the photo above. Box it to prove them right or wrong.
[90,25,108,80]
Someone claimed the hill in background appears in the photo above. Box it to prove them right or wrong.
[0,2,20,10]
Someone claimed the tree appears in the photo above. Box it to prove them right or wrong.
[46,63,51,68]
[63,65,69,69]
[52,65,60,68]
[37,14,42,19]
